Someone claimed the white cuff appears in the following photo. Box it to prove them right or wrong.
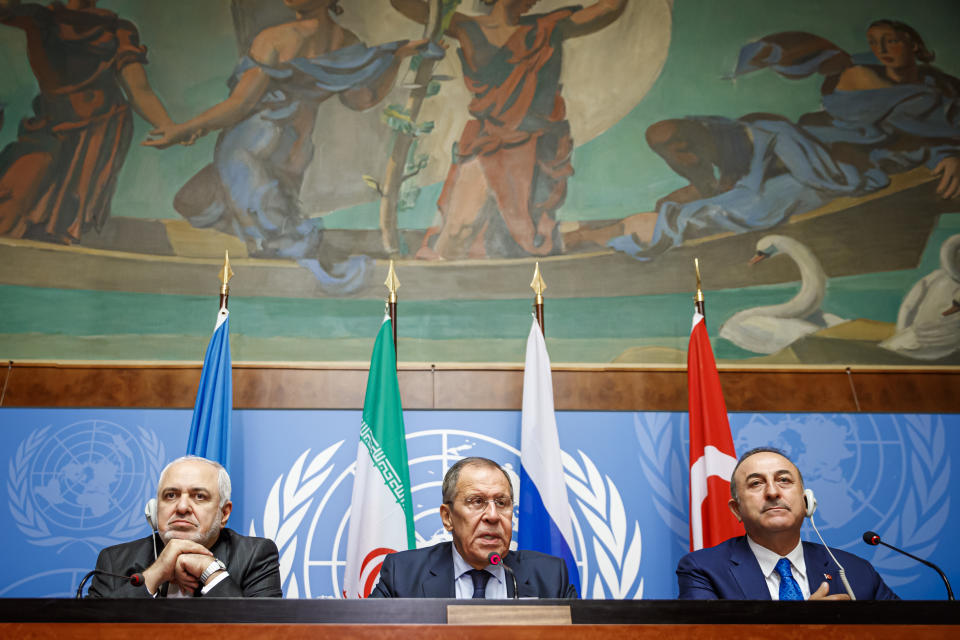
[200,571,230,594]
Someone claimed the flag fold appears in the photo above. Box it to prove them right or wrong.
[343,317,415,598]
[687,311,744,551]
[187,307,232,470]
[519,317,581,595]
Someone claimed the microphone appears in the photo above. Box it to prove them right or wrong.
[487,552,518,599]
[863,531,954,600]
[76,569,144,599]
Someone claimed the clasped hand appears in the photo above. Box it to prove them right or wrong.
[143,539,213,594]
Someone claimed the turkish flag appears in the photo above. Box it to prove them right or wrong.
[687,312,744,551]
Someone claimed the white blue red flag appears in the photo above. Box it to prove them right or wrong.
[518,317,581,595]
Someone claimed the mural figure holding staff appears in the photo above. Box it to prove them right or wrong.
[144,0,433,291]
[608,20,960,259]
[0,0,176,244]
[389,0,627,260]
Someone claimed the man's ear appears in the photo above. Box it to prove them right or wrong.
[439,503,453,531]
[220,501,233,526]
[728,498,741,522]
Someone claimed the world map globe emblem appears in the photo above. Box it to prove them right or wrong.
[253,424,642,599]
[302,428,524,599]
[11,420,165,543]
[733,413,907,541]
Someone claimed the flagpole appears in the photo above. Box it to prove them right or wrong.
[530,262,546,336]
[219,250,233,310]
[693,257,705,317]
[385,260,400,359]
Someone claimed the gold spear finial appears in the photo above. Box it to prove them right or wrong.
[694,257,704,303]
[530,261,546,304]
[384,259,401,303]
[219,250,234,296]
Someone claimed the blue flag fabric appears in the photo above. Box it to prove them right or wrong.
[187,308,232,471]
[518,318,581,596]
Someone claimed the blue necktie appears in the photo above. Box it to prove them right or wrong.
[467,569,491,599]
[775,558,804,601]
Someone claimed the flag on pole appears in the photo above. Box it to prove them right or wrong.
[343,316,415,598]
[518,317,581,595]
[186,306,232,470]
[687,311,743,551]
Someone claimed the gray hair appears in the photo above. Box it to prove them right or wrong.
[442,457,514,504]
[158,455,232,507]
[729,447,804,502]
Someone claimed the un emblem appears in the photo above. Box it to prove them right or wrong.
[635,412,950,589]
[8,420,165,550]
[249,428,643,599]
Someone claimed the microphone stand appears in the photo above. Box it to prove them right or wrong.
[864,531,954,600]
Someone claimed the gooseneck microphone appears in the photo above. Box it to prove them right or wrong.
[863,531,954,600]
[487,552,518,599]
[76,569,144,599]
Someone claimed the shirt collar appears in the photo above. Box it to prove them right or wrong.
[747,536,807,584]
[451,543,504,583]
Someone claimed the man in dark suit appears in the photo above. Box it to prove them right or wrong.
[370,457,577,598]
[677,447,898,600]
[87,456,281,597]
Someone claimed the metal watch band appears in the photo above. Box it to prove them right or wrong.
[200,558,226,583]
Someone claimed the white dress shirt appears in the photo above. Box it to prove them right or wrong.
[452,545,507,599]
[747,537,811,600]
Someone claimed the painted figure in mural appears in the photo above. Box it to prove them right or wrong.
[143,0,433,291]
[389,0,627,260]
[606,20,960,259]
[0,0,176,244]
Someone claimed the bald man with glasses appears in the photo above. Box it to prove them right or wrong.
[369,457,578,598]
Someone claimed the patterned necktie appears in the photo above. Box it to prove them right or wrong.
[775,557,804,601]
[467,569,491,599]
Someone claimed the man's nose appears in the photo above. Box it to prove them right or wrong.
[879,39,888,53]
[481,500,499,520]
[175,494,191,512]
[763,480,780,498]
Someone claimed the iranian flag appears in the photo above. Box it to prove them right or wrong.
[343,316,415,597]
[688,311,744,551]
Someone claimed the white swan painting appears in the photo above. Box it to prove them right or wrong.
[879,234,960,360]
[719,235,845,354]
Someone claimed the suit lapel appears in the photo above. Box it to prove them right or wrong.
[422,542,455,597]
[802,542,833,595]
[506,553,532,598]
[728,537,771,600]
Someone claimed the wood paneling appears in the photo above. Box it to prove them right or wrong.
[2,362,958,412]
[2,623,957,640]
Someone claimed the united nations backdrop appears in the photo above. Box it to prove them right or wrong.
[2,0,960,613]
[1,408,957,600]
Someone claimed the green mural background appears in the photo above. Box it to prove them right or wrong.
[1,0,959,365]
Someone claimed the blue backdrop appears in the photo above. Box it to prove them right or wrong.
[1,408,955,600]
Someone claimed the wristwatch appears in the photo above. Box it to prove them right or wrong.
[199,558,227,583]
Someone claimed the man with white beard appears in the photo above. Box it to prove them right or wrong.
[87,456,281,597]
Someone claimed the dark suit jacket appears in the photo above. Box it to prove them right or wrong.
[369,541,578,598]
[677,536,899,600]
[86,528,282,597]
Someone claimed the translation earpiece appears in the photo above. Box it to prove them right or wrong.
[144,498,158,531]
[803,488,817,518]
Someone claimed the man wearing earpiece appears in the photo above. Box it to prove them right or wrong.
[676,447,898,600]
[87,456,282,597]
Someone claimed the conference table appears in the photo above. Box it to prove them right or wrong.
[1,598,956,639]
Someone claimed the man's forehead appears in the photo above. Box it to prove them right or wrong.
[456,465,510,494]
[160,461,219,487]
[736,452,798,478]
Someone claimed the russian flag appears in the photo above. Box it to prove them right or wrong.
[518,317,581,595]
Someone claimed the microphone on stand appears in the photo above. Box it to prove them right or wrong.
[863,531,954,601]
[487,552,518,599]
[76,569,144,599]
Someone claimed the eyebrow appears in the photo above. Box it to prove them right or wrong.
[744,470,795,481]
